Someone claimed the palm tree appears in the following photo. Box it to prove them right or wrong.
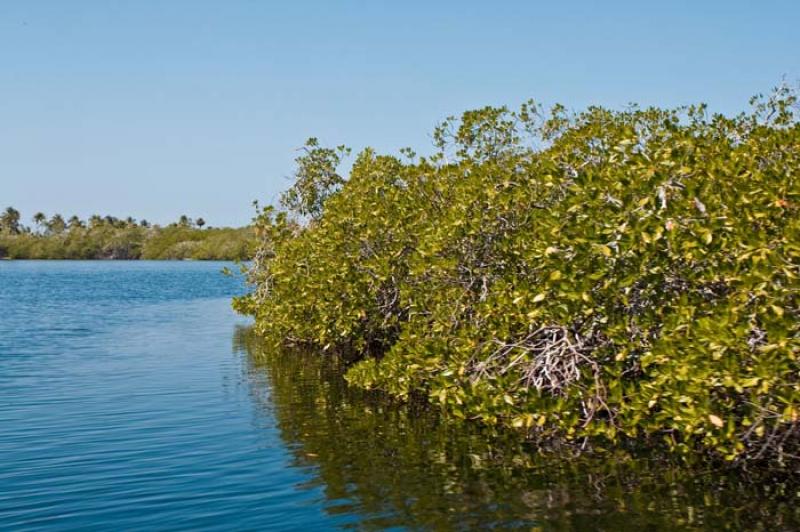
[1,207,21,234]
[68,215,84,230]
[47,214,66,234]
[32,212,46,233]
[195,217,206,229]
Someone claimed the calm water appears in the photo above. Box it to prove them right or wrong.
[1,261,797,530]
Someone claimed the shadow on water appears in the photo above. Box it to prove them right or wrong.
[233,326,799,531]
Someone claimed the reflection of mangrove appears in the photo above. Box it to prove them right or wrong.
[233,326,800,530]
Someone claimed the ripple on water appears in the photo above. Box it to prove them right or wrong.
[1,261,799,531]
[0,262,342,530]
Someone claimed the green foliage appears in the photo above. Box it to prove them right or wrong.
[0,212,254,260]
[0,207,22,234]
[238,86,800,469]
[140,225,253,260]
[280,137,351,220]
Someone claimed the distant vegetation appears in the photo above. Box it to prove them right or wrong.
[0,210,253,260]
[236,85,800,471]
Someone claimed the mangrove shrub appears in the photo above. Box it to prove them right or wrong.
[236,86,800,469]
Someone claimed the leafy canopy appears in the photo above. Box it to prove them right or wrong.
[237,85,800,469]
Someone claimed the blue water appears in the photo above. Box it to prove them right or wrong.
[0,261,347,530]
[2,261,797,530]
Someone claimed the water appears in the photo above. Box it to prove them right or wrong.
[0,261,797,530]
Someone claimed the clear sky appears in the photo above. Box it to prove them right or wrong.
[1,1,798,227]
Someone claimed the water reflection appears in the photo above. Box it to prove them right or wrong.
[234,326,799,530]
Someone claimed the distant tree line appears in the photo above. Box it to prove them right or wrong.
[0,208,251,260]
[0,208,208,234]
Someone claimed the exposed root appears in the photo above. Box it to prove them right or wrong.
[470,325,612,426]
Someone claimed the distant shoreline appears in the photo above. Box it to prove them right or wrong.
[0,214,255,261]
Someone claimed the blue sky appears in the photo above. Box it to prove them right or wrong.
[1,1,798,227]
